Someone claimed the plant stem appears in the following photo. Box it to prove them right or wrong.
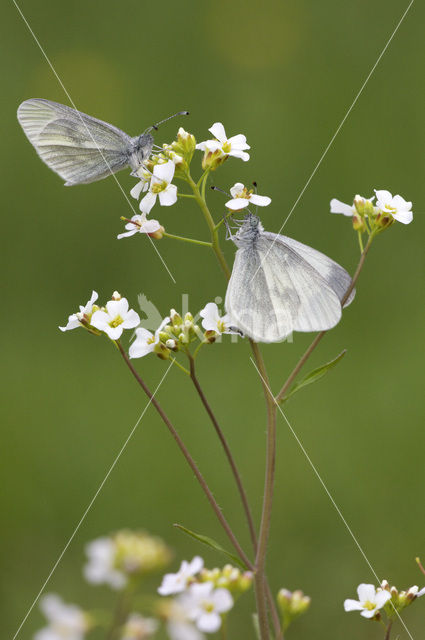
[275,236,374,404]
[384,620,393,640]
[163,232,212,247]
[116,342,253,570]
[188,354,258,551]
[185,172,231,279]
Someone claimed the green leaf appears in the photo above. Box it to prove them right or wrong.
[280,350,347,404]
[174,523,247,570]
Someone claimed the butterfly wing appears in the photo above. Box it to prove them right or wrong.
[17,99,133,185]
[266,232,355,306]
[225,234,343,342]
[225,244,300,343]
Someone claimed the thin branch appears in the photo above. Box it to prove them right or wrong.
[116,342,253,571]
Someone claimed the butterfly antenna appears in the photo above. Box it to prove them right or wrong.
[252,181,259,216]
[145,111,189,134]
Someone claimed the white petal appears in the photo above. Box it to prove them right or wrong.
[212,588,233,612]
[228,149,250,161]
[159,184,178,206]
[375,591,392,608]
[392,194,411,210]
[59,314,81,332]
[344,599,363,612]
[230,183,245,197]
[154,160,175,184]
[142,219,161,233]
[103,325,123,340]
[227,134,250,150]
[197,612,221,633]
[330,198,354,216]
[374,189,392,201]
[130,181,146,200]
[117,229,138,239]
[188,556,204,574]
[107,299,128,318]
[195,140,221,153]
[90,310,110,330]
[88,291,98,306]
[209,122,227,143]
[416,587,425,597]
[357,584,376,603]
[140,192,157,214]
[200,302,220,331]
[122,309,141,328]
[392,209,413,224]
[250,194,271,207]
[225,198,249,210]
[360,609,377,619]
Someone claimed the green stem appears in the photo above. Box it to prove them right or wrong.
[170,357,190,376]
[185,171,231,279]
[357,230,364,253]
[384,620,393,640]
[163,232,212,247]
[116,341,253,570]
[275,234,374,404]
[177,192,197,199]
[188,354,258,551]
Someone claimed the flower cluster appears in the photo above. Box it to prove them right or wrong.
[130,303,239,360]
[331,189,413,235]
[344,580,425,621]
[84,530,172,590]
[60,291,140,341]
[34,594,91,640]
[158,556,252,636]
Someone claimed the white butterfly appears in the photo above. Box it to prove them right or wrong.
[17,99,187,186]
[225,214,354,343]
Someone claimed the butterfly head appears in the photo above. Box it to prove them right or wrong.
[129,133,155,172]
[233,213,263,248]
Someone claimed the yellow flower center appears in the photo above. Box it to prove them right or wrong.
[222,140,231,153]
[363,600,376,611]
[151,180,167,194]
[109,315,124,328]
[203,601,215,613]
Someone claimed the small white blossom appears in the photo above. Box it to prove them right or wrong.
[178,582,233,633]
[129,316,170,359]
[225,183,271,210]
[374,189,413,224]
[344,583,391,618]
[199,303,238,335]
[330,195,374,217]
[166,601,205,640]
[117,214,162,240]
[121,613,158,640]
[158,556,204,596]
[138,161,177,214]
[196,123,250,162]
[59,291,98,332]
[84,537,126,589]
[35,594,89,640]
[90,294,140,341]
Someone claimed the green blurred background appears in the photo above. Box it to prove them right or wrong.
[1,0,424,638]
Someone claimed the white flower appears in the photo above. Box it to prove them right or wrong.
[139,161,178,214]
[158,556,204,596]
[416,586,425,597]
[90,294,140,341]
[178,582,233,633]
[129,316,170,359]
[330,195,374,217]
[117,214,162,240]
[83,537,127,589]
[121,613,158,640]
[59,291,98,332]
[196,123,250,162]
[166,601,205,640]
[344,583,391,618]
[35,594,88,640]
[130,172,150,200]
[374,189,413,224]
[225,183,271,210]
[199,303,238,335]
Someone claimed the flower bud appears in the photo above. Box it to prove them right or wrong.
[153,342,170,360]
[277,588,311,630]
[352,213,367,232]
[112,291,122,301]
[375,212,394,230]
[201,149,226,171]
[165,338,178,351]
[204,330,217,344]
[148,225,165,240]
